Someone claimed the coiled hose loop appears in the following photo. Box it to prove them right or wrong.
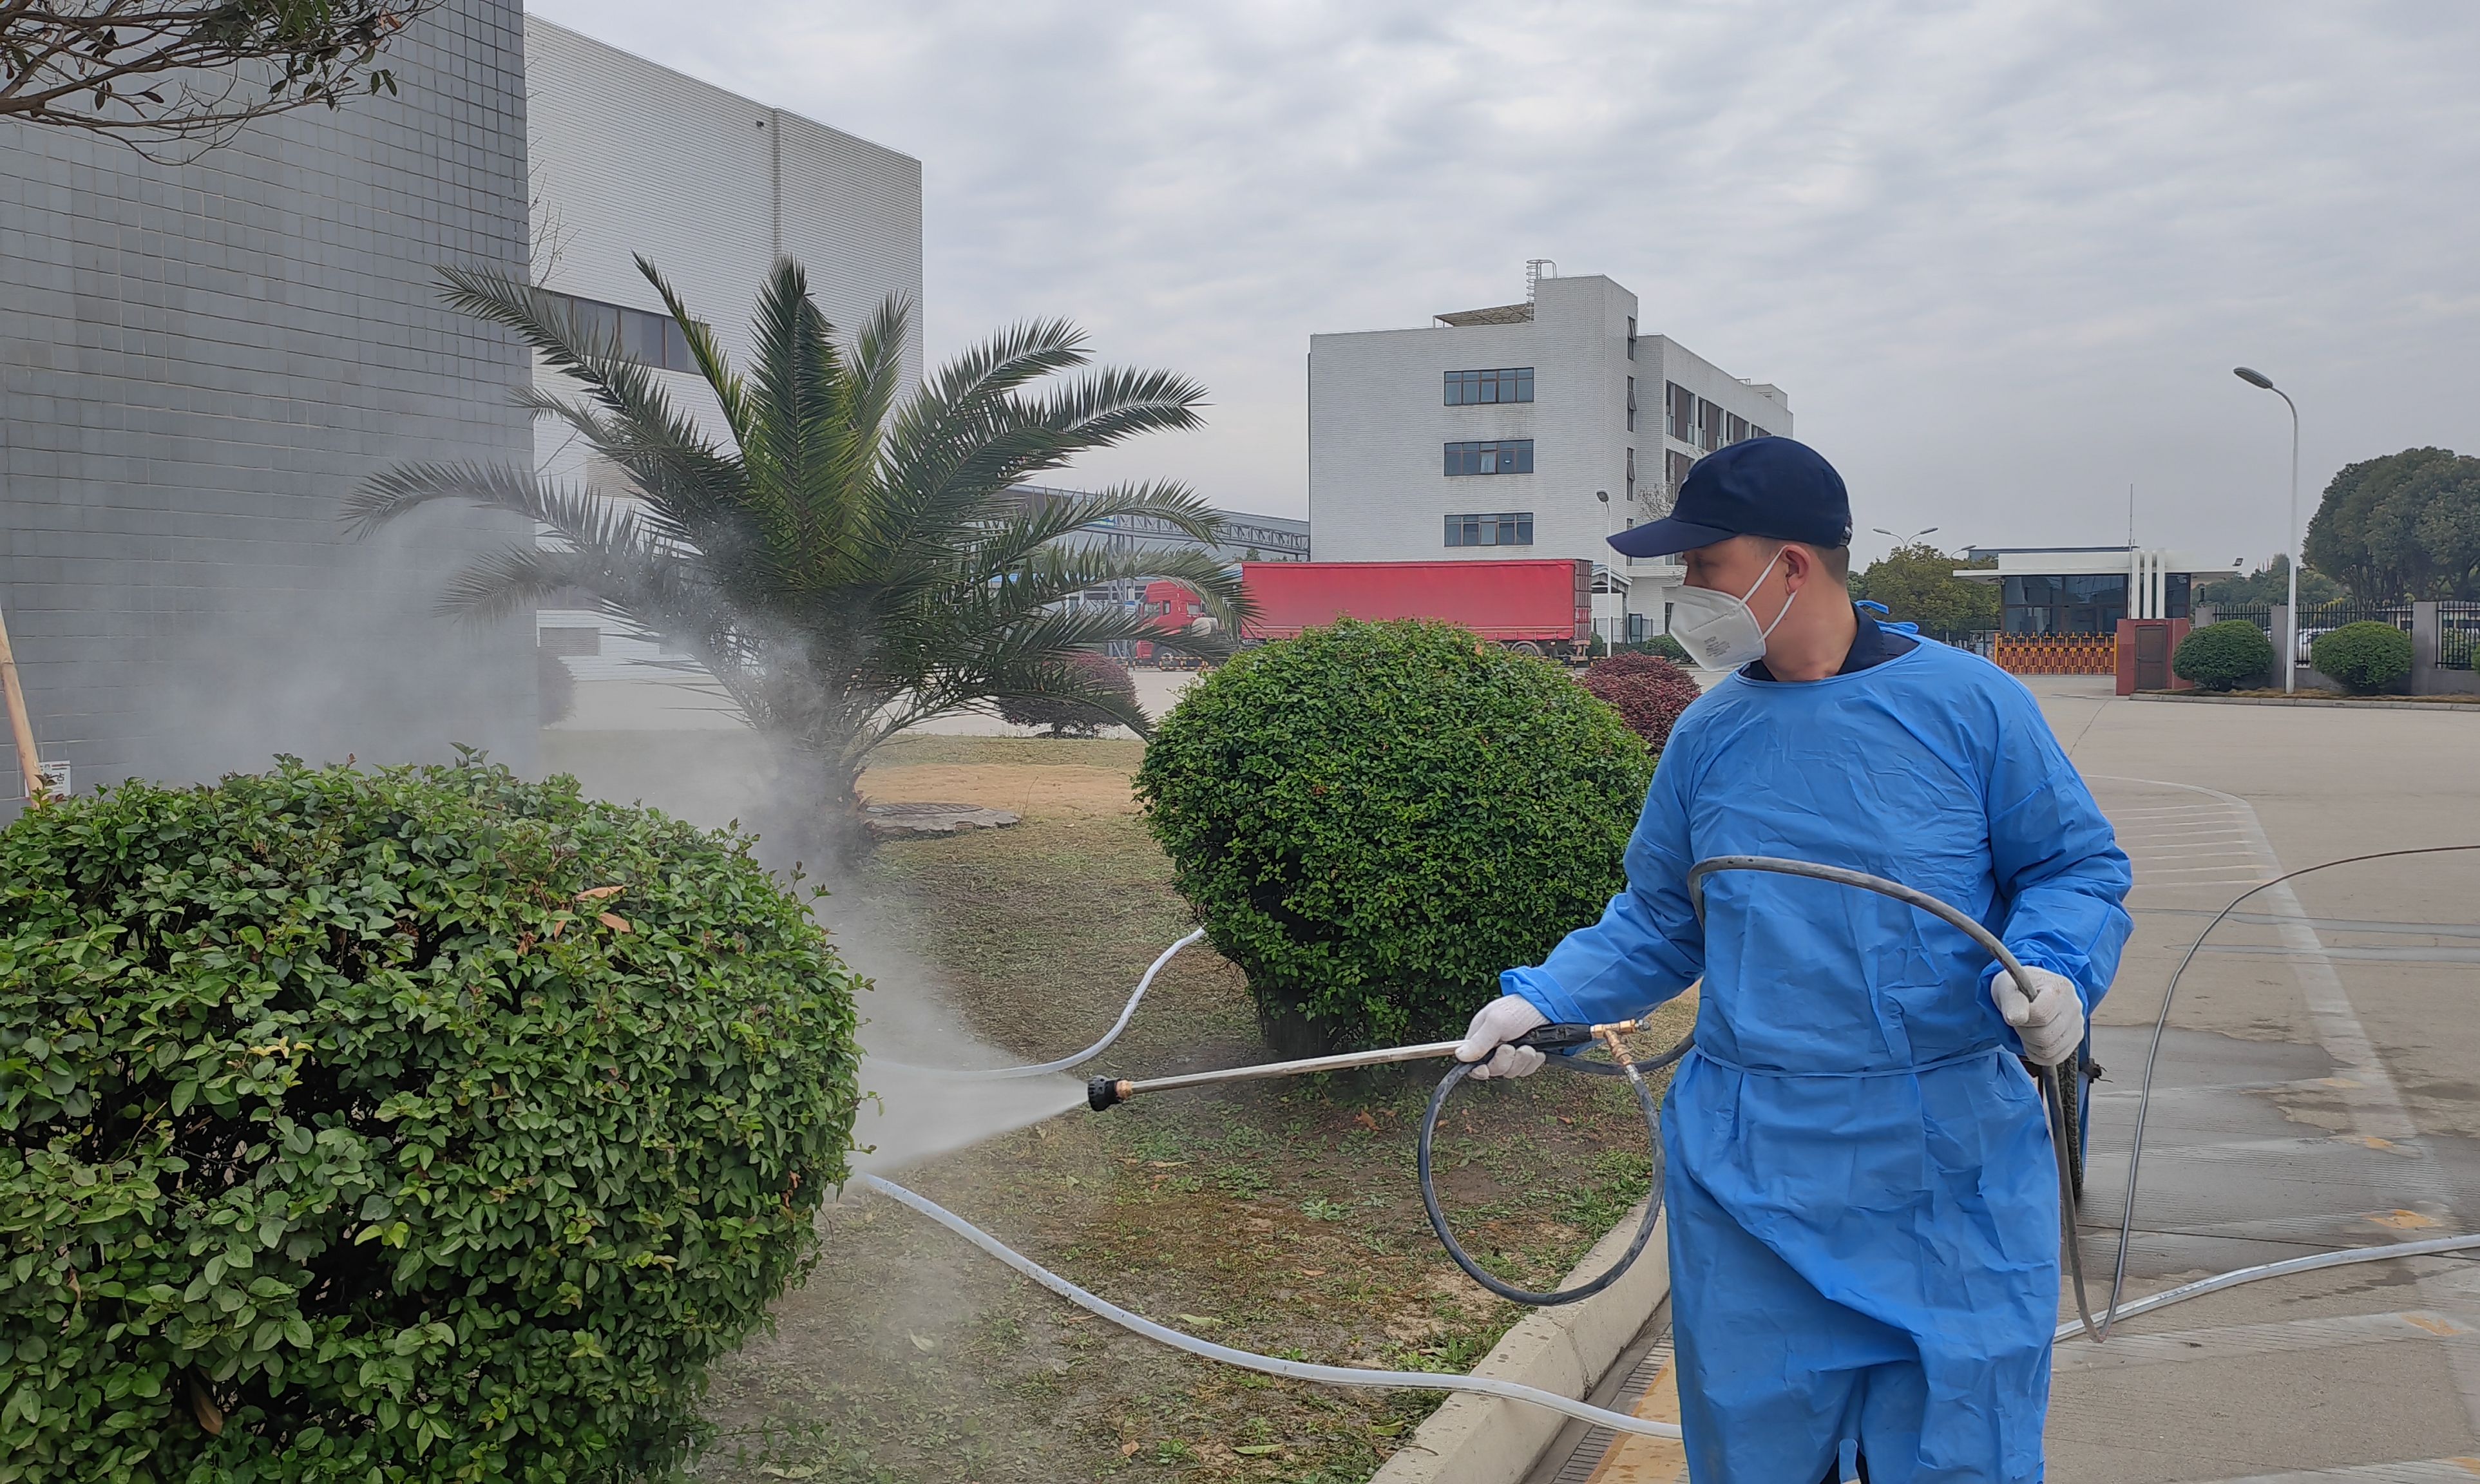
[1416,1034,1689,1305]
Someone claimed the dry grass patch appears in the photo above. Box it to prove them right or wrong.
[696,736,1683,1484]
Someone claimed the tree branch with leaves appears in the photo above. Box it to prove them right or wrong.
[1,1,430,159]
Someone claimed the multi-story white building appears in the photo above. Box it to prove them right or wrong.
[1308,269,1790,641]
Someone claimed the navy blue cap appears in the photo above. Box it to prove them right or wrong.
[1608,437,1853,558]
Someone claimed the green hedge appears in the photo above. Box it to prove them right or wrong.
[2173,620,2274,692]
[1136,620,1653,1052]
[2310,622,2413,694]
[995,650,1138,737]
[0,759,861,1483]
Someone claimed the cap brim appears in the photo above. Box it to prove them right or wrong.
[1607,516,1737,558]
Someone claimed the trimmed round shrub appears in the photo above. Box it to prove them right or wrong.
[2173,620,2275,692]
[1136,620,1654,1052]
[997,651,1139,737]
[1580,653,1703,752]
[0,758,861,1483]
[2310,621,2413,694]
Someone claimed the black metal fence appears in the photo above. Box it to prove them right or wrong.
[2202,603,2274,641]
[2296,600,2414,632]
[2443,602,2480,671]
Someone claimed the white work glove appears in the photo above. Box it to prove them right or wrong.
[1456,995,1550,1080]
[1992,966,2086,1067]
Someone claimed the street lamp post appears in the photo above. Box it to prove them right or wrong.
[1596,490,1613,647]
[1871,526,1940,542]
[2233,367,2301,694]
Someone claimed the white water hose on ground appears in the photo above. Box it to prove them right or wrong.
[856,1172,1687,1440]
[870,928,1204,1080]
[861,848,2480,1443]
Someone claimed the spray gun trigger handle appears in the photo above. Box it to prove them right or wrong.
[1512,1023,1596,1052]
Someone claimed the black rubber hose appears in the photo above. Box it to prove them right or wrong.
[1416,1038,1686,1306]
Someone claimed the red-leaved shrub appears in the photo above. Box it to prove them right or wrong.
[1579,653,1701,753]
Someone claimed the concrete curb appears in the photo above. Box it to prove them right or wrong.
[1370,1204,1670,1484]
[2130,692,2480,712]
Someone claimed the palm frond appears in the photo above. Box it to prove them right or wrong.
[964,481,1226,579]
[1031,366,1210,451]
[867,320,1099,539]
[437,264,746,536]
[345,462,680,552]
[846,294,911,456]
[636,254,752,439]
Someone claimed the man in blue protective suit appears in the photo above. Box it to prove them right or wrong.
[1455,437,2131,1484]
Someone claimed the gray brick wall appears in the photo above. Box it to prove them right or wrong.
[0,0,535,801]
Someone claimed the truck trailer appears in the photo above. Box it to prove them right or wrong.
[1238,559,1594,658]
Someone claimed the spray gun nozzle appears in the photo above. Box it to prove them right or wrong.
[1087,1076,1132,1112]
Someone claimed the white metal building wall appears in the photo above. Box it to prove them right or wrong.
[524,16,923,392]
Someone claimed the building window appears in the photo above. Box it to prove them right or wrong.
[1626,316,1637,360]
[535,288,699,374]
[1444,439,1535,476]
[1727,412,1750,444]
[1625,446,1636,502]
[1444,367,1534,405]
[1695,397,1720,452]
[1445,511,1534,547]
[2002,573,2130,634]
[1751,424,1771,440]
[1666,382,1693,441]
[1626,376,1636,432]
[1666,449,1695,491]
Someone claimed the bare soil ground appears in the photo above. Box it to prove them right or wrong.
[692,735,1687,1483]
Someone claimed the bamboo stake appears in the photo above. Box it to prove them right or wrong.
[0,602,51,806]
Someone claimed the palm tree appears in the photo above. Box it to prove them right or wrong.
[347,255,1245,859]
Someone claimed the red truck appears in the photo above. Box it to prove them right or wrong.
[1238,559,1594,658]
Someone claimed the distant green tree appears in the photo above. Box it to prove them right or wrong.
[2195,554,2344,609]
[1849,544,1999,638]
[2304,447,2480,600]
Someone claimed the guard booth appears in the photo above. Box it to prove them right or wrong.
[2115,618,2195,694]
[1957,546,2234,679]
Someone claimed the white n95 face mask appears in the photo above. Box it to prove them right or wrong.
[1668,545,1797,671]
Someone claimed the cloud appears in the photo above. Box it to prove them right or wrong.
[529,0,2480,563]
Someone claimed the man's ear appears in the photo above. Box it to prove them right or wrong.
[1779,541,1816,590]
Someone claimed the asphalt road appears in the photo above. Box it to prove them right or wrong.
[1540,676,2480,1483]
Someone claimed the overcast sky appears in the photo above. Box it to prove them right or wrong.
[531,0,2479,566]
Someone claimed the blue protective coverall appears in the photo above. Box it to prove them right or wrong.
[1505,627,2131,1484]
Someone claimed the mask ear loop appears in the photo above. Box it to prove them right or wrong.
[1744,544,1798,643]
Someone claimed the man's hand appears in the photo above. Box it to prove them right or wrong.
[1992,966,2085,1067]
[1456,995,1550,1080]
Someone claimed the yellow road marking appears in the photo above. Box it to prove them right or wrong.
[1584,1360,1687,1483]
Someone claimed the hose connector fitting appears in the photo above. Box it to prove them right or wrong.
[1087,1076,1132,1112]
